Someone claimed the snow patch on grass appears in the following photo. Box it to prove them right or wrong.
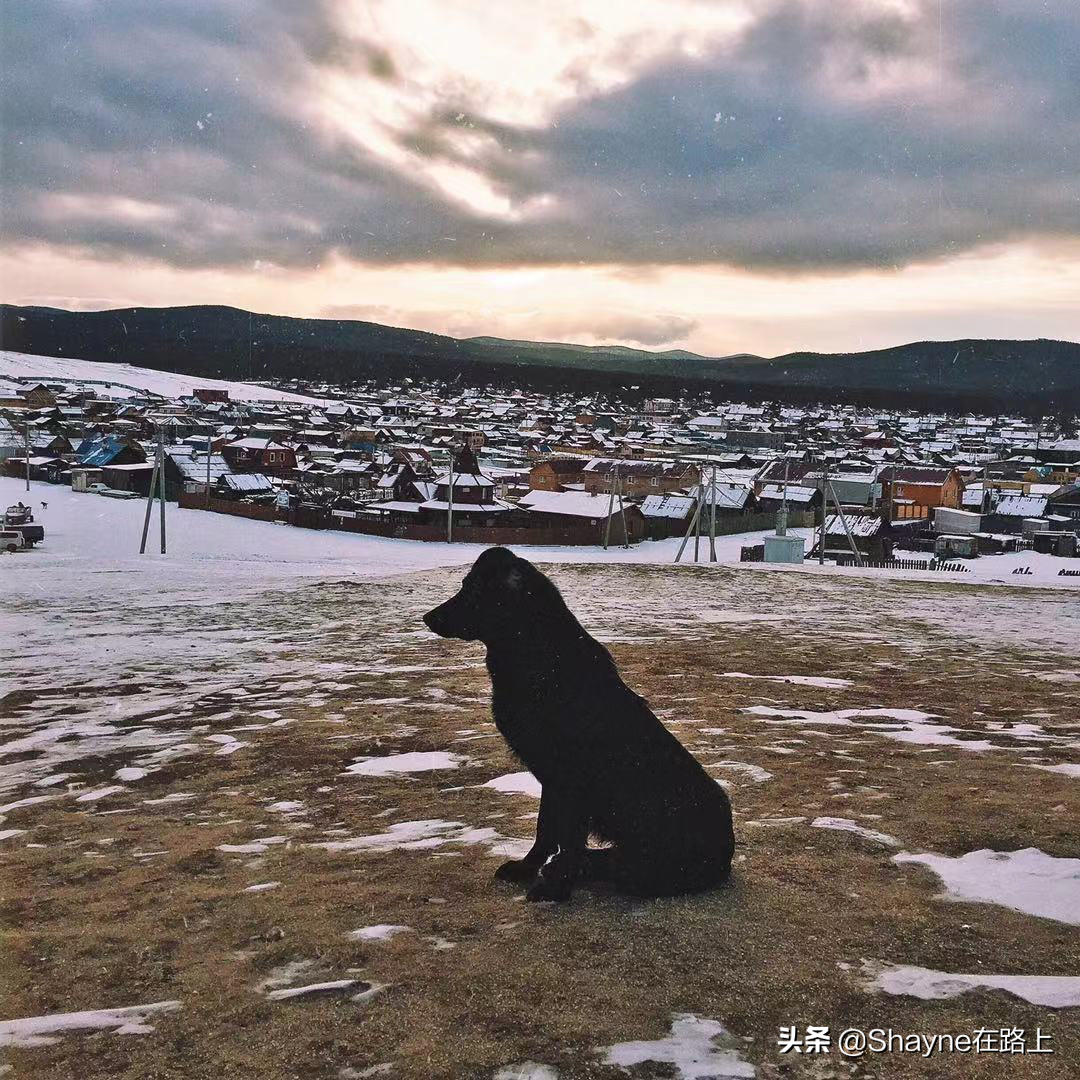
[811,817,900,847]
[719,672,852,689]
[598,1014,755,1079]
[893,847,1080,924]
[343,752,464,777]
[348,924,413,942]
[0,1001,181,1047]
[863,961,1080,1008]
[483,772,541,798]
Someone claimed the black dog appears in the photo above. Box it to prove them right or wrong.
[424,547,735,902]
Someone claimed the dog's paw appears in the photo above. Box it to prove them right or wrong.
[494,858,539,883]
[525,877,572,903]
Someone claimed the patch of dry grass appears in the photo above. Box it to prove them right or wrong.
[2,567,1078,1079]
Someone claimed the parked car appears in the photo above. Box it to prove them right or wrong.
[2,506,44,546]
[88,483,110,493]
[1,529,27,553]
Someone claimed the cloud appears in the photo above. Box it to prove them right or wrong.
[2,0,1078,274]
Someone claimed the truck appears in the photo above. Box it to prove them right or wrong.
[3,505,45,547]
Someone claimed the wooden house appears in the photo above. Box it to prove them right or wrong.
[222,438,297,475]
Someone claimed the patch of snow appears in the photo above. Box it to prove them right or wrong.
[1026,763,1080,779]
[343,752,464,777]
[244,881,281,893]
[744,706,1001,752]
[218,835,289,855]
[266,980,364,1002]
[348,924,413,942]
[494,1064,560,1080]
[707,761,773,783]
[893,848,1080,924]
[114,767,149,782]
[75,785,125,803]
[599,1014,755,1079]
[719,672,852,689]
[0,829,27,842]
[310,818,528,860]
[0,349,326,405]
[811,817,900,847]
[863,961,1080,1008]
[483,772,541,798]
[0,1000,181,1047]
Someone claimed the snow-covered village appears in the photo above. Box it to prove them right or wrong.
[2,347,1079,1080]
[3,3,1080,1079]
[2,351,1079,573]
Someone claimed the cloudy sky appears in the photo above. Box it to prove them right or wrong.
[3,0,1079,357]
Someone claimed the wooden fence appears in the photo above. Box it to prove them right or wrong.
[178,492,280,522]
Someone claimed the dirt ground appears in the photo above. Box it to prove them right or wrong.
[2,564,1078,1079]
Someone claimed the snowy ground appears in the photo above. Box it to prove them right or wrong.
[0,350,328,405]
[2,475,1079,1078]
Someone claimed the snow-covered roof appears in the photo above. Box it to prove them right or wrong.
[518,490,619,519]
[434,471,495,486]
[226,438,290,451]
[995,494,1048,518]
[759,483,817,503]
[640,494,695,519]
[220,473,274,492]
[822,514,883,537]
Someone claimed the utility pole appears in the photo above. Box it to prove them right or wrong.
[693,466,702,562]
[827,478,863,567]
[617,473,629,549]
[446,448,454,543]
[777,458,790,537]
[157,427,166,554]
[708,463,718,562]
[674,489,705,563]
[818,456,828,565]
[603,463,618,549]
[140,427,162,554]
[24,421,31,492]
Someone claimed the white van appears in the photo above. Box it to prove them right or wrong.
[1,529,27,553]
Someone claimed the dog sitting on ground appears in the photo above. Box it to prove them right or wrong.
[423,547,735,902]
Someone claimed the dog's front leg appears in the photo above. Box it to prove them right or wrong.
[526,786,588,902]
[495,781,556,883]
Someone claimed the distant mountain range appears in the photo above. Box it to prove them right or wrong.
[1,303,1077,411]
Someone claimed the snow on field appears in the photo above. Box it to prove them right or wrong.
[1026,763,1080,779]
[5,478,1079,606]
[348,924,413,942]
[810,817,901,847]
[308,818,529,858]
[0,350,327,404]
[265,980,380,1003]
[0,1001,181,1047]
[343,752,464,776]
[863,961,1080,1009]
[707,760,774,784]
[494,1064,560,1080]
[719,673,853,689]
[483,772,542,798]
[892,848,1080,924]
[743,706,1005,752]
[599,1014,756,1080]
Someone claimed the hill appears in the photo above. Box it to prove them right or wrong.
[1,303,1077,411]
